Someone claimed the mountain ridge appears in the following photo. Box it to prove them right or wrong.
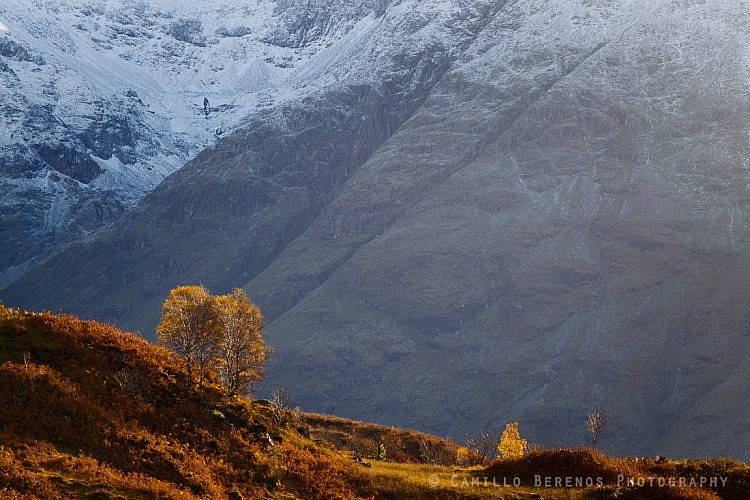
[0,0,423,286]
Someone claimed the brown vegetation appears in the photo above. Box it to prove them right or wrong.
[301,412,483,466]
[1,304,748,499]
[485,447,750,499]
[0,304,357,498]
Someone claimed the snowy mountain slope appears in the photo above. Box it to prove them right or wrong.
[1,0,504,314]
[0,0,405,285]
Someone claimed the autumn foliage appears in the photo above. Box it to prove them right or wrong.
[156,285,220,392]
[0,304,359,499]
[484,447,750,499]
[214,288,268,395]
[156,285,268,396]
[2,303,749,499]
[497,422,527,459]
[301,412,484,466]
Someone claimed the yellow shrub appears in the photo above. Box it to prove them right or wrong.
[497,422,527,459]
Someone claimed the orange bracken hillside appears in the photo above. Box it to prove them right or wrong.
[2,303,750,500]
[0,304,488,499]
[0,304,366,499]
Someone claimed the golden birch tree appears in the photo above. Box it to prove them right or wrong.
[214,288,268,395]
[156,285,222,393]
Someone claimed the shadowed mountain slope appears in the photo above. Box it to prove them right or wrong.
[251,0,750,459]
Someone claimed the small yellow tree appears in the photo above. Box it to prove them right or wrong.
[156,285,222,393]
[497,422,527,459]
[214,288,268,395]
[157,285,270,398]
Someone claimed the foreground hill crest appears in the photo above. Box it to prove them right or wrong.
[2,305,750,499]
[0,304,453,498]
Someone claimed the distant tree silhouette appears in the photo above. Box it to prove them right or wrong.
[270,387,292,425]
[465,430,500,461]
[586,409,607,447]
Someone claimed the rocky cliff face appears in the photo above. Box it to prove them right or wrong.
[4,0,750,460]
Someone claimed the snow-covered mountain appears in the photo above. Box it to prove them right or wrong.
[0,0,425,285]
[1,0,501,283]
[5,0,750,461]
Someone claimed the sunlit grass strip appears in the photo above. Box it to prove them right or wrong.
[349,460,586,499]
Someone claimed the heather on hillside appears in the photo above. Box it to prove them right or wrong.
[1,304,748,499]
[0,304,356,498]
